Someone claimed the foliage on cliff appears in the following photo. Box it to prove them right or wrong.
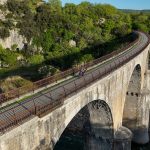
[0,0,149,80]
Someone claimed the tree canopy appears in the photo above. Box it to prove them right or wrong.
[0,0,149,80]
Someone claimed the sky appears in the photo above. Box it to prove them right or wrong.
[59,0,150,10]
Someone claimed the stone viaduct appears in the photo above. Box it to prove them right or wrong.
[0,32,150,150]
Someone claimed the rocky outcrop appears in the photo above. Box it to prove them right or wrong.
[0,29,26,49]
[0,0,26,50]
[0,10,5,20]
[0,0,7,5]
[69,40,76,47]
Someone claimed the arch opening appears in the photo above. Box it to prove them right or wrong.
[147,52,150,70]
[54,100,113,150]
[123,64,141,130]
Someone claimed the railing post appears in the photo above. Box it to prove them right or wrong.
[105,66,107,75]
[83,76,86,85]
[63,86,67,97]
[32,83,35,93]
[74,81,77,91]
[91,72,95,81]
[114,61,117,69]
[118,59,121,67]
[125,55,128,63]
[109,64,112,73]
[0,94,3,104]
[72,68,75,76]
[55,75,58,83]
[13,109,17,124]
[49,92,52,100]
[32,98,36,115]
[98,69,101,78]
[17,89,20,99]
[36,106,39,116]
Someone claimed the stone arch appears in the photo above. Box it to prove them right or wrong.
[122,64,147,143]
[142,51,150,90]
[54,100,114,150]
[146,51,150,70]
[123,64,141,128]
[87,100,113,137]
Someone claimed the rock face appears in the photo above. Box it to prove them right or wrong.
[69,40,76,47]
[0,10,5,20]
[0,29,26,49]
[0,0,26,49]
[0,0,7,5]
[0,0,7,20]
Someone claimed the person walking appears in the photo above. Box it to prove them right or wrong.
[79,67,87,77]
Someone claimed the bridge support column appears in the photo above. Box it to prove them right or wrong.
[84,122,113,150]
[131,91,150,144]
[113,126,132,150]
[84,100,114,150]
[132,127,149,144]
[84,134,112,150]
[84,126,132,150]
[145,70,150,91]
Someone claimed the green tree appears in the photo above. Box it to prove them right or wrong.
[35,4,51,32]
[74,54,94,65]
[28,54,44,65]
[48,0,62,12]
[41,29,54,52]
[0,47,18,67]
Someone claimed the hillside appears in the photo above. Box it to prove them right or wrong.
[0,0,149,83]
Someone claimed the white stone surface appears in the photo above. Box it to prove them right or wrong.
[69,40,76,47]
[0,0,7,5]
[0,29,26,49]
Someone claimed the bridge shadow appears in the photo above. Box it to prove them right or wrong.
[53,100,113,150]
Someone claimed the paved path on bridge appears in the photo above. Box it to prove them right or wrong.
[0,32,149,133]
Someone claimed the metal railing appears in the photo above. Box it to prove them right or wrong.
[0,33,140,104]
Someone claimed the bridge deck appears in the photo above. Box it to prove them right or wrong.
[0,32,149,133]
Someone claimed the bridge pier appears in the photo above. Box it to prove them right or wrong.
[123,67,150,145]
[84,133,112,150]
[132,126,149,144]
[131,90,150,144]
[83,120,113,150]
[113,126,132,150]
[123,90,150,144]
[84,126,132,150]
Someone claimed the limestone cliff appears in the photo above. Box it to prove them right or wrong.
[0,10,5,20]
[0,0,7,20]
[0,29,26,49]
[0,0,7,5]
[0,0,27,49]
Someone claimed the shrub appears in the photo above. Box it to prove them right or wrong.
[28,54,44,65]
[0,28,10,39]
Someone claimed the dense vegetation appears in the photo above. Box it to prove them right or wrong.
[0,0,149,81]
